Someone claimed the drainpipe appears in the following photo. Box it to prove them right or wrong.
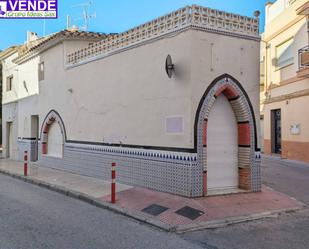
[260,39,269,98]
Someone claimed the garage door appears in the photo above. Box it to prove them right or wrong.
[47,122,63,158]
[207,95,238,194]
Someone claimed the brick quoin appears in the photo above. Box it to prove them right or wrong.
[42,124,50,154]
[239,168,251,190]
[42,143,47,154]
[203,171,207,196]
[238,123,250,146]
[202,119,207,147]
[43,125,49,133]
[215,85,239,100]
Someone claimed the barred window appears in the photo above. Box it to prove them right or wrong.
[38,62,44,81]
[6,75,13,91]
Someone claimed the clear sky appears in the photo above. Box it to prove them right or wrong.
[0,0,271,50]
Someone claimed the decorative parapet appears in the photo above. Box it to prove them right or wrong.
[66,5,259,67]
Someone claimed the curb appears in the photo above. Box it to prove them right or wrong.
[0,168,305,233]
[0,168,174,232]
[174,206,305,233]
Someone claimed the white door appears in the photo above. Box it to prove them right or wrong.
[47,122,63,158]
[8,122,13,159]
[207,95,238,194]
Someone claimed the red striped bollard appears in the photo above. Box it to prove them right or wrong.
[111,162,116,204]
[24,151,28,177]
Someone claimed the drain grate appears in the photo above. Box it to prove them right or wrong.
[175,206,205,220]
[142,204,169,216]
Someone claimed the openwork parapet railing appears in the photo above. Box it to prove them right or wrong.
[67,5,259,66]
[299,45,309,70]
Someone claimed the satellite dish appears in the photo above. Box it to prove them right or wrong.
[165,55,174,78]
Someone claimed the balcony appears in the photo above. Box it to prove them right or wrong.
[297,45,309,78]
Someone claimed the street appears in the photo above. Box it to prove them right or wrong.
[0,156,309,249]
[0,174,201,249]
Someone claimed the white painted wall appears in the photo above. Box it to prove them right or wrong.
[18,56,40,99]
[3,28,260,154]
[2,102,19,160]
[190,30,261,149]
[2,53,19,104]
[32,29,260,150]
[38,31,192,148]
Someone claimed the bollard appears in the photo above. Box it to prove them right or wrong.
[24,151,28,176]
[111,162,116,204]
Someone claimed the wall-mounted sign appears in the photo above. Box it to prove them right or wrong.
[166,116,184,134]
[290,124,300,135]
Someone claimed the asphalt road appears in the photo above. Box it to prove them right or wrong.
[0,174,203,249]
[182,156,309,249]
[262,156,309,205]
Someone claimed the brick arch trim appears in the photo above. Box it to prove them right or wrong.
[40,110,67,155]
[195,74,259,196]
[194,74,258,151]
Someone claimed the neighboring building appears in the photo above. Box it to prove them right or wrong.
[260,0,309,162]
[0,30,107,160]
[0,58,2,145]
[1,5,262,197]
[0,57,3,145]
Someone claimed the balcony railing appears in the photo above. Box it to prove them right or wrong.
[66,5,259,66]
[299,45,309,70]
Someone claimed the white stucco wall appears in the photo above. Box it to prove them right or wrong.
[2,29,260,154]
[18,56,40,100]
[38,31,192,148]
[2,102,19,160]
[2,53,19,104]
[33,29,260,150]
[190,30,261,149]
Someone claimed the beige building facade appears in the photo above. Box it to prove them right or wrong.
[261,0,309,162]
[1,5,262,197]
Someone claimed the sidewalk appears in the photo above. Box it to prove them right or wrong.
[0,159,305,233]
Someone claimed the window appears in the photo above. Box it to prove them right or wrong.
[275,37,294,68]
[288,0,296,6]
[6,75,13,91]
[38,62,44,81]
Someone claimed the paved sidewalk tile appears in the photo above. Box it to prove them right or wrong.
[100,185,304,226]
[0,159,132,198]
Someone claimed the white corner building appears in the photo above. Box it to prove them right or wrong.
[1,5,262,197]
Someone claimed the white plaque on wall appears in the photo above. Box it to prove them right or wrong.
[290,124,300,135]
[166,116,184,134]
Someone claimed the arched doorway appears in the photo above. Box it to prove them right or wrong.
[195,74,259,196]
[41,110,66,158]
[47,121,63,157]
[207,95,238,194]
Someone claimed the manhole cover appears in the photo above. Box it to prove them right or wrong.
[175,206,205,220]
[142,204,169,216]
